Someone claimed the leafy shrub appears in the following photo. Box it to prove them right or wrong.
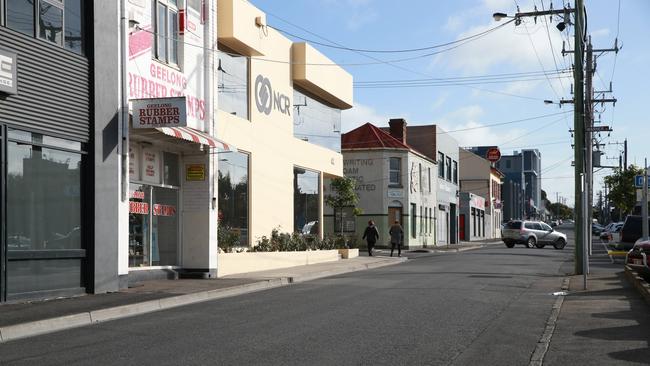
[249,228,358,252]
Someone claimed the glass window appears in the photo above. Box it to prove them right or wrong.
[7,0,35,36]
[420,206,423,234]
[446,156,452,181]
[438,152,444,178]
[38,0,63,45]
[7,141,82,251]
[411,203,416,238]
[154,0,178,65]
[453,160,458,184]
[506,159,511,169]
[6,134,84,295]
[6,0,85,54]
[294,167,320,235]
[64,0,83,54]
[389,157,401,186]
[163,152,179,186]
[334,207,356,233]
[293,89,342,152]
[418,163,423,191]
[218,151,250,246]
[217,51,249,120]
[155,2,168,61]
[168,10,178,64]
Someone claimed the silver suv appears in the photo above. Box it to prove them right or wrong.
[501,220,567,249]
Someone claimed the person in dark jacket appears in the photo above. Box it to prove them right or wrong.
[362,220,380,256]
[389,220,404,257]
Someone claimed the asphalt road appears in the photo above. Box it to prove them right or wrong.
[0,227,576,366]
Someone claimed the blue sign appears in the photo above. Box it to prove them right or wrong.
[634,175,650,188]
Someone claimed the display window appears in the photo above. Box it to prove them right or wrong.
[128,145,180,267]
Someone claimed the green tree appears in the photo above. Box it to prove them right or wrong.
[603,165,644,217]
[324,177,362,236]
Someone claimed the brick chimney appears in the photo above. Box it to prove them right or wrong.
[388,118,407,144]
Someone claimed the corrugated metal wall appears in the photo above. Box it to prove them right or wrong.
[0,27,90,142]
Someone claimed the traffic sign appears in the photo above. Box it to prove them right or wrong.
[634,175,650,188]
[486,147,501,163]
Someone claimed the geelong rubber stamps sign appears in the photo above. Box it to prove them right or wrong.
[131,97,187,128]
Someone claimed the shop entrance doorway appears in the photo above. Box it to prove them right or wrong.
[129,185,179,267]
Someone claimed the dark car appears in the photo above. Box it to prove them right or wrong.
[613,216,650,251]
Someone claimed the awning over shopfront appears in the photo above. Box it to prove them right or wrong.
[157,127,234,151]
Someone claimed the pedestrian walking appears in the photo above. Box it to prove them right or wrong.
[362,220,380,256]
[389,220,404,257]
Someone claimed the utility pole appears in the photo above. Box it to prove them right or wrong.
[586,36,593,257]
[643,158,648,241]
[623,139,627,171]
[573,0,586,276]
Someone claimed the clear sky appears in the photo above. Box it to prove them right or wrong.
[251,0,649,208]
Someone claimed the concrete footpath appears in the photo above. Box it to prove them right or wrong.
[543,254,650,365]
[0,255,406,343]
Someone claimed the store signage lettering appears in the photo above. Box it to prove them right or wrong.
[153,204,176,217]
[254,74,291,116]
[129,201,149,215]
[127,68,205,121]
[0,48,18,95]
[130,191,145,199]
[186,164,206,181]
[132,97,187,128]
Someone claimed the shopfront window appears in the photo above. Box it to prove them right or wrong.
[218,151,249,246]
[6,129,84,295]
[293,89,342,152]
[294,167,320,234]
[217,50,249,119]
[128,147,180,267]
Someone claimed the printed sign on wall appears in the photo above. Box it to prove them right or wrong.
[129,144,141,181]
[0,48,18,95]
[186,164,206,181]
[142,147,160,184]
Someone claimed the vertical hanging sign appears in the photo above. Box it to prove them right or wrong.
[0,48,18,95]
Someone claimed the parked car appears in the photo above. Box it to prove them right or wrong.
[600,222,623,241]
[592,223,605,235]
[612,215,650,251]
[501,220,567,249]
[625,239,650,280]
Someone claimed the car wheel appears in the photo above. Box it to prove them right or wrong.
[553,238,566,250]
[505,242,515,248]
[526,237,536,248]
[535,243,546,249]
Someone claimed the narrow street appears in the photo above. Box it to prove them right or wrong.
[0,232,575,365]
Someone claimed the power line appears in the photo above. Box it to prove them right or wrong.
[268,21,517,53]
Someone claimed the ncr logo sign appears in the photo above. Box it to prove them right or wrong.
[254,75,291,116]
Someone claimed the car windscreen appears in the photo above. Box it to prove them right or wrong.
[505,221,522,229]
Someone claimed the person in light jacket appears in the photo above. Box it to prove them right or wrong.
[389,220,404,257]
[362,220,380,256]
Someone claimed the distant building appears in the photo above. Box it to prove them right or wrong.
[459,148,504,239]
[494,149,542,220]
[338,120,437,249]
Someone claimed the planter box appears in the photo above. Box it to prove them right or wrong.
[337,248,359,259]
[218,250,340,277]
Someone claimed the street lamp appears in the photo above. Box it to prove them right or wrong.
[492,12,508,21]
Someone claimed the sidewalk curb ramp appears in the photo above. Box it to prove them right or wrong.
[0,259,402,343]
[624,265,650,306]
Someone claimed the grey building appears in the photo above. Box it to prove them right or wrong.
[0,1,118,302]
[495,149,542,220]
[400,124,460,245]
